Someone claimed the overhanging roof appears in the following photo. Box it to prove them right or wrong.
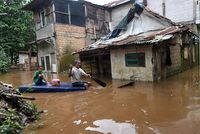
[22,0,51,11]
[73,25,189,54]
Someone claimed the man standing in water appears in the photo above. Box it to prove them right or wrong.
[33,66,48,85]
[69,60,91,86]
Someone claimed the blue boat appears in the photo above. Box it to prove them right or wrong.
[18,82,87,93]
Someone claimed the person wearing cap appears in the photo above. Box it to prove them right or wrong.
[33,66,48,85]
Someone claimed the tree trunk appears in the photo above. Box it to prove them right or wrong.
[28,45,32,71]
[10,49,13,65]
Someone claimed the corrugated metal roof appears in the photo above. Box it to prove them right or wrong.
[73,25,188,54]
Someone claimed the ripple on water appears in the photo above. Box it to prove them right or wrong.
[85,119,137,134]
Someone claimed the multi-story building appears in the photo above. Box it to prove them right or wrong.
[22,0,110,72]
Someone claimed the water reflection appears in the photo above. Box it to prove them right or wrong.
[85,119,137,134]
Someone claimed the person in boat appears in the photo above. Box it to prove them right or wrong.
[33,66,48,86]
[68,60,91,86]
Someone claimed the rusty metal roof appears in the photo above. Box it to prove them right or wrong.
[112,26,187,45]
[73,25,188,54]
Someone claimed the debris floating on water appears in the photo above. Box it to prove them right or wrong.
[73,120,82,125]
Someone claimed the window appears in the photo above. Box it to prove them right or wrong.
[40,57,45,69]
[54,0,85,27]
[40,10,46,27]
[125,53,145,67]
[40,55,51,71]
[45,56,51,71]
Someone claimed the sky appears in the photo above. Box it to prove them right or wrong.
[85,0,115,5]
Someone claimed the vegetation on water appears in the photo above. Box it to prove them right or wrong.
[0,83,40,133]
[0,0,35,70]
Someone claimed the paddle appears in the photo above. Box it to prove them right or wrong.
[91,77,107,87]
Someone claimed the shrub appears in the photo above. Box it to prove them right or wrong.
[0,49,10,73]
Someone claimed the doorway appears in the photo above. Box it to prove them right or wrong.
[40,55,51,72]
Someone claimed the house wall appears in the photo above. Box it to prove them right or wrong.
[18,54,37,71]
[37,41,56,66]
[55,24,86,54]
[33,2,55,40]
[36,24,55,40]
[110,3,171,35]
[85,3,110,45]
[110,46,154,81]
[196,1,200,24]
[147,0,195,23]
[166,43,182,77]
[110,3,133,30]
[146,0,200,64]
[19,54,29,64]
[55,24,86,72]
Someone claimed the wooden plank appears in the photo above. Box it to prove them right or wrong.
[117,81,134,88]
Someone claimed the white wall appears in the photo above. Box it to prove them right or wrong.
[196,1,200,24]
[111,3,133,30]
[111,46,154,81]
[122,10,171,35]
[110,3,172,36]
[36,24,55,40]
[147,0,195,23]
[19,54,29,64]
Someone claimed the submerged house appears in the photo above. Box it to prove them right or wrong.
[22,0,110,72]
[106,0,200,63]
[18,51,37,71]
[74,2,199,81]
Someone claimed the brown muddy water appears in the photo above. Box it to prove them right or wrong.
[1,67,200,134]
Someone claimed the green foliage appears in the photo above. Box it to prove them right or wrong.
[0,109,24,134]
[60,54,76,73]
[0,48,10,73]
[0,0,35,65]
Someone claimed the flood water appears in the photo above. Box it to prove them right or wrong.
[1,67,200,134]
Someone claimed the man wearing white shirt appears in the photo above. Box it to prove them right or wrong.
[69,60,91,86]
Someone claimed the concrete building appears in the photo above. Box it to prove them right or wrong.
[75,2,199,81]
[105,0,200,62]
[18,51,37,71]
[22,0,110,72]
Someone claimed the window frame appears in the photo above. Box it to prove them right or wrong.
[40,9,47,27]
[125,53,146,67]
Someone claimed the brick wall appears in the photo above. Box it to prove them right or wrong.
[55,24,86,72]
[55,24,86,55]
[166,43,181,77]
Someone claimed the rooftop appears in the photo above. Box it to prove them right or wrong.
[73,25,188,54]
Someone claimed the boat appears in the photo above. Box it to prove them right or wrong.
[18,82,87,93]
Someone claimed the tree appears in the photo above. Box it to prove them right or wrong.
[0,47,10,73]
[0,0,35,65]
